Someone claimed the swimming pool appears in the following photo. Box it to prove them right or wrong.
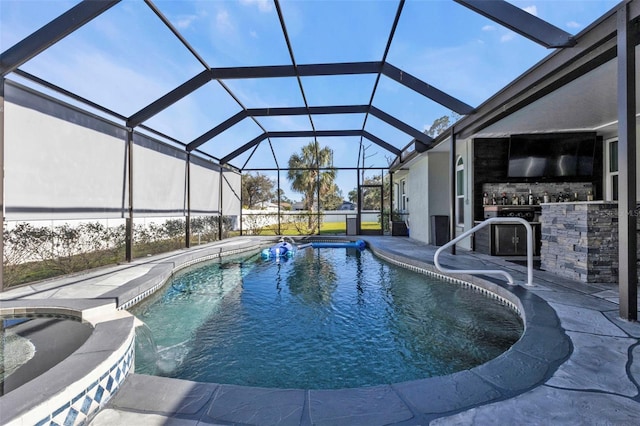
[132,247,523,389]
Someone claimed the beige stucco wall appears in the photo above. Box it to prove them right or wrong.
[407,155,429,242]
[401,143,472,248]
[402,139,473,248]
[427,152,449,218]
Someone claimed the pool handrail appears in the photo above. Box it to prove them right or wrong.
[434,217,534,286]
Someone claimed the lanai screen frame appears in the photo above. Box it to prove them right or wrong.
[0,0,587,290]
[0,0,576,170]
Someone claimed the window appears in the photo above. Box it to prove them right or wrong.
[393,182,400,211]
[401,179,408,211]
[456,156,464,226]
[607,139,618,201]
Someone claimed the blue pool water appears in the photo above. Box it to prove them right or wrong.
[132,247,523,389]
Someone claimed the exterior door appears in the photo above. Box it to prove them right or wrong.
[359,184,383,235]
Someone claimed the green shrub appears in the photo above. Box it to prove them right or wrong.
[2,216,235,288]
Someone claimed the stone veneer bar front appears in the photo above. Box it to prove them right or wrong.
[540,201,619,283]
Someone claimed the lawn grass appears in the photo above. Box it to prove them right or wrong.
[245,221,381,236]
[3,222,384,287]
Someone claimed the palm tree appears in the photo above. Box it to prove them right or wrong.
[287,141,337,232]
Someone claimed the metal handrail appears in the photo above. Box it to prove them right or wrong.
[434,217,534,286]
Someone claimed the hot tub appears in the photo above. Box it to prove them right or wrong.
[0,300,136,426]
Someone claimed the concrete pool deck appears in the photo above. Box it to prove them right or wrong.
[1,235,639,425]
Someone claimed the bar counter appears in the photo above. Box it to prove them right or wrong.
[540,201,619,283]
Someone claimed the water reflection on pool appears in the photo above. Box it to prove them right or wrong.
[132,248,523,389]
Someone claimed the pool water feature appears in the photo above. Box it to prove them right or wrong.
[132,248,523,389]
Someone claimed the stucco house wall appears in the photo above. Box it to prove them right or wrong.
[427,152,449,219]
[407,155,429,243]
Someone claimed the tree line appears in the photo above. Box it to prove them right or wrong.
[242,140,387,211]
[242,140,344,210]
[242,114,458,211]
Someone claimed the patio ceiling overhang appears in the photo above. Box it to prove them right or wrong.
[393,1,640,166]
[0,0,591,171]
[453,5,640,140]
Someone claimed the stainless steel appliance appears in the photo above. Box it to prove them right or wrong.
[482,206,541,256]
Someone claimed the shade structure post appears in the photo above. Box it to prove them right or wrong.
[185,154,191,248]
[449,128,456,255]
[617,2,638,321]
[0,78,5,291]
[125,129,134,262]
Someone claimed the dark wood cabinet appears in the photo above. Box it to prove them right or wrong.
[391,221,409,236]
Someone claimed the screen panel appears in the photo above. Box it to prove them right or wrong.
[4,84,128,220]
[222,168,241,217]
[132,134,187,217]
[190,156,221,215]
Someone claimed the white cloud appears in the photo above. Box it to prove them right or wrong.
[566,21,582,29]
[482,25,497,32]
[175,14,199,30]
[523,5,538,16]
[240,0,273,13]
[216,9,234,34]
[501,32,516,43]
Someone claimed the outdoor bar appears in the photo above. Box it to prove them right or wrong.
[540,201,622,283]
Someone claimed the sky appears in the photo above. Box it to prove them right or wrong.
[0,0,621,202]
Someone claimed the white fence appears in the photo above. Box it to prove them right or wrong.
[239,209,382,231]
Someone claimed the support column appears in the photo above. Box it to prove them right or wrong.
[277,171,282,235]
[449,128,457,255]
[316,169,321,235]
[0,78,5,291]
[617,3,637,321]
[125,129,134,262]
[389,171,394,233]
[185,153,191,248]
[218,168,223,241]
[238,169,244,237]
[356,167,361,234]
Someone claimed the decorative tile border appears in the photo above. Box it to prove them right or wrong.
[0,303,136,426]
[117,245,260,311]
[3,238,574,426]
[118,284,165,311]
[174,246,254,271]
[371,250,522,317]
[36,338,134,426]
[117,238,521,319]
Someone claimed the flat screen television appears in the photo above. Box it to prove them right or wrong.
[507,132,597,178]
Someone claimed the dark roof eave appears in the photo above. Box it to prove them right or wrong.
[389,138,433,172]
[430,0,633,146]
